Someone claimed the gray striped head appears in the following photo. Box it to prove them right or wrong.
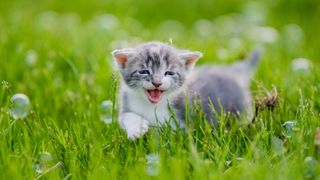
[112,42,202,104]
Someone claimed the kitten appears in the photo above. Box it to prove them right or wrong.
[112,42,261,140]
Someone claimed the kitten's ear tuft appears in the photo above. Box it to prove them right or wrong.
[112,48,136,67]
[179,51,203,69]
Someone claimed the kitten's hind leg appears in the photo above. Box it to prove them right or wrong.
[119,112,149,140]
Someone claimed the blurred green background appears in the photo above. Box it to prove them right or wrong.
[1,0,319,110]
[1,0,319,55]
[1,0,320,179]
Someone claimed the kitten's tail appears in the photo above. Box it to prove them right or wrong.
[246,46,263,70]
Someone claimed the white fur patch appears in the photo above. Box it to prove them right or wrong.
[119,112,149,140]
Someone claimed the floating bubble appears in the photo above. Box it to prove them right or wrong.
[100,100,113,113]
[282,121,296,138]
[9,93,31,120]
[305,156,316,164]
[33,161,63,177]
[32,152,54,174]
[36,152,53,162]
[291,58,312,72]
[100,115,112,124]
[32,163,45,174]
[100,100,113,124]
[283,121,296,128]
[25,49,38,66]
[146,153,160,176]
[146,153,160,164]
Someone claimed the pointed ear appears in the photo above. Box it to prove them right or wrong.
[112,48,136,68]
[179,51,203,70]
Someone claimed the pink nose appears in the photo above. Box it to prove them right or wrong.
[152,82,162,87]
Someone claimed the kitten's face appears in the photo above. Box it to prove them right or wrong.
[113,42,202,104]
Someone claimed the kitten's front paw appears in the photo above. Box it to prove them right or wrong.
[126,119,149,140]
[120,113,149,140]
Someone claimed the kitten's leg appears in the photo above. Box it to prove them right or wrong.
[119,112,149,140]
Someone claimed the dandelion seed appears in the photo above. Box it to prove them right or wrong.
[1,80,11,90]
[291,58,311,72]
[146,153,160,176]
[100,100,113,124]
[9,93,31,120]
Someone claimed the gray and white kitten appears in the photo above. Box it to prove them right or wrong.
[112,42,261,140]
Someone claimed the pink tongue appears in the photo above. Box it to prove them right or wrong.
[148,90,162,102]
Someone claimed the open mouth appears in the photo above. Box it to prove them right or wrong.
[145,89,164,104]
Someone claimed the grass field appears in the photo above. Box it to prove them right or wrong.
[0,0,320,179]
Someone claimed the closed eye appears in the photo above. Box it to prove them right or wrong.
[138,70,150,75]
[165,71,175,76]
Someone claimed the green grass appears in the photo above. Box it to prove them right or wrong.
[1,0,320,179]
